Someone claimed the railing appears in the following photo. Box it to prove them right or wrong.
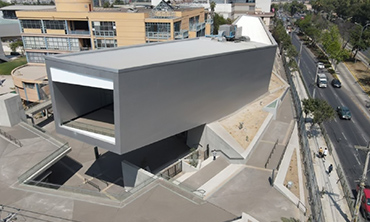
[63,121,115,138]
[92,30,116,37]
[18,143,71,183]
[282,51,324,222]
[189,23,205,32]
[174,30,189,39]
[0,128,22,147]
[265,139,279,168]
[146,31,171,39]
[69,30,90,35]
[80,47,91,51]
[159,160,182,180]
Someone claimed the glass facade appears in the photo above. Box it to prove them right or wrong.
[23,36,80,51]
[44,20,65,30]
[23,36,46,49]
[27,52,47,63]
[145,22,171,39]
[20,20,42,29]
[92,21,116,37]
[94,39,117,49]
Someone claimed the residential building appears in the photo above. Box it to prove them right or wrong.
[45,15,277,155]
[15,0,213,64]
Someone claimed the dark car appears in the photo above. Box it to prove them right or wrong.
[331,79,341,88]
[337,106,351,120]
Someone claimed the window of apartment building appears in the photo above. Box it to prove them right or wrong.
[44,20,65,30]
[20,20,42,29]
[27,52,46,63]
[94,39,117,49]
[46,37,80,51]
[174,21,181,32]
[145,23,171,39]
[23,36,46,50]
[24,83,35,89]
[92,21,116,37]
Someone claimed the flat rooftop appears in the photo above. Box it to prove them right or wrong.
[49,37,274,71]
[12,64,48,82]
[0,5,56,11]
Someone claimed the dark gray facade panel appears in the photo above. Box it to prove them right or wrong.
[117,46,276,154]
[53,83,113,123]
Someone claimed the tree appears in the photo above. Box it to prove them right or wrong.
[9,40,23,54]
[210,1,216,18]
[350,25,370,59]
[213,13,232,34]
[302,98,336,126]
[321,25,349,68]
[0,0,10,7]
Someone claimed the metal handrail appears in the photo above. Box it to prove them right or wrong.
[63,121,115,137]
[18,143,71,183]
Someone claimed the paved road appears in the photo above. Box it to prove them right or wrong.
[291,33,370,191]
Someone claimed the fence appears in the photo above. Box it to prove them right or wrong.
[282,52,325,222]
[0,128,22,147]
[159,160,182,180]
[320,123,355,214]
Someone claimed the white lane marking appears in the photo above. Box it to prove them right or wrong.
[342,132,347,141]
[361,133,368,142]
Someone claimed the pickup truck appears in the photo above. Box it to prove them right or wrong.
[317,73,328,88]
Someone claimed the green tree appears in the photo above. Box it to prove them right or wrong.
[9,40,23,54]
[103,1,110,8]
[322,25,349,67]
[0,0,10,7]
[210,1,216,18]
[213,13,232,34]
[302,98,336,126]
[350,25,370,59]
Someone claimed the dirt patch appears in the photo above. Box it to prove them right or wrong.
[284,149,300,198]
[344,61,370,95]
[219,73,287,150]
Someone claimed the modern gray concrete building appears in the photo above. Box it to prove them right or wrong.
[45,16,277,155]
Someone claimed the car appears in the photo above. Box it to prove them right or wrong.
[331,79,341,88]
[317,62,325,69]
[337,106,351,120]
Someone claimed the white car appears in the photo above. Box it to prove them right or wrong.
[317,62,325,69]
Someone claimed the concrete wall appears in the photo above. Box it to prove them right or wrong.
[0,94,26,127]
[117,45,276,154]
[256,0,272,12]
[46,60,119,153]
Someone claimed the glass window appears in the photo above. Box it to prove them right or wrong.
[44,20,65,30]
[145,23,171,39]
[174,21,181,32]
[20,20,42,29]
[46,37,69,50]
[23,36,46,49]
[92,21,116,37]
[27,52,46,63]
[94,39,117,49]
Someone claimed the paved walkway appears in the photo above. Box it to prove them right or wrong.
[292,67,352,222]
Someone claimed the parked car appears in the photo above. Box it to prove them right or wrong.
[317,62,325,69]
[331,79,341,88]
[356,185,370,220]
[337,106,351,120]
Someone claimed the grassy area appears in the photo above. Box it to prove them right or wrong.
[0,57,27,75]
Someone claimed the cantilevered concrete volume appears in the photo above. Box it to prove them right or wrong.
[45,16,277,155]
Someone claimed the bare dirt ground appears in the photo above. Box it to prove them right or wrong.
[344,60,370,94]
[284,149,300,198]
[219,73,286,150]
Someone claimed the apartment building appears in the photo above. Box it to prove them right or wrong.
[15,0,213,64]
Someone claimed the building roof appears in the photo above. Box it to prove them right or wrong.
[49,36,273,72]
[0,5,56,11]
[234,15,274,45]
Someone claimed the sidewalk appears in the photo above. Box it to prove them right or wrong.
[292,69,352,221]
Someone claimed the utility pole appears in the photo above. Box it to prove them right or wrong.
[352,142,370,222]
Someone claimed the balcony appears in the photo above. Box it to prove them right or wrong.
[146,32,171,39]
[189,23,205,32]
[69,30,90,35]
[174,30,189,39]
